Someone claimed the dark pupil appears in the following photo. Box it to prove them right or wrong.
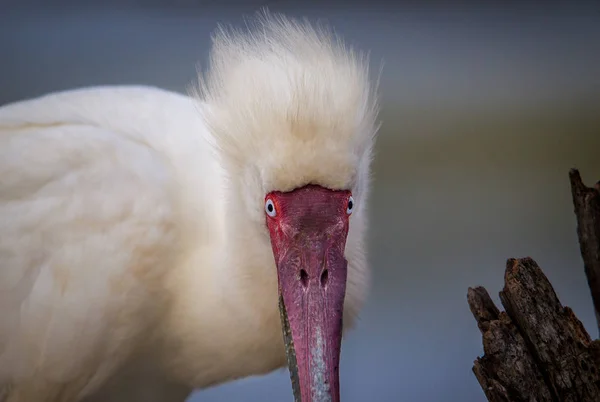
[348,200,353,210]
[267,203,274,212]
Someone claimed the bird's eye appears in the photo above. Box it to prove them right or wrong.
[265,199,277,217]
[346,196,354,215]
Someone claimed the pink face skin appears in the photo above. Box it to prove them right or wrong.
[265,184,353,402]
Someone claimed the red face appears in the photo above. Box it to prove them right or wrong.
[265,184,353,402]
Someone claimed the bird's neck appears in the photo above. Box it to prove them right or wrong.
[213,183,282,321]
[160,173,285,389]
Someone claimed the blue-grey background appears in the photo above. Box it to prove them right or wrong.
[1,1,599,401]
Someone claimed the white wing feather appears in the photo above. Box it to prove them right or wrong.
[0,86,205,400]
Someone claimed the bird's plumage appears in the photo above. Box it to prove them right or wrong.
[0,11,379,402]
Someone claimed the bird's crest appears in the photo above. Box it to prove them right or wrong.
[192,10,380,221]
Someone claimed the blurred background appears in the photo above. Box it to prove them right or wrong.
[1,1,599,401]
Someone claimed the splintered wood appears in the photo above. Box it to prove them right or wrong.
[467,169,600,401]
[569,169,600,336]
[468,258,600,401]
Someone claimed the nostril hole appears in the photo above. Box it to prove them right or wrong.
[320,269,329,288]
[300,269,309,288]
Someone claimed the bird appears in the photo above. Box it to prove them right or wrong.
[0,11,380,402]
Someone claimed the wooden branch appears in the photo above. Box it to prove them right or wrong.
[468,257,600,402]
[569,168,600,336]
[468,169,600,400]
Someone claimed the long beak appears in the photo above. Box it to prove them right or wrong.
[276,239,348,402]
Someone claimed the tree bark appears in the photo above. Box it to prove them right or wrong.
[569,168,600,336]
[468,258,600,401]
[468,169,600,401]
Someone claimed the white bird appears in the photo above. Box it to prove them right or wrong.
[0,11,380,402]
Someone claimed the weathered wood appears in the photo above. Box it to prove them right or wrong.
[469,286,553,402]
[468,257,600,402]
[569,168,600,336]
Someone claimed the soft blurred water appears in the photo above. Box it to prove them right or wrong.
[1,2,599,401]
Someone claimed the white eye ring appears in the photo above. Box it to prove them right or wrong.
[346,196,354,215]
[265,199,277,217]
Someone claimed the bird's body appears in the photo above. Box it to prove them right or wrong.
[0,12,379,402]
[0,86,283,401]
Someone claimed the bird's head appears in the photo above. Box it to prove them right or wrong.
[195,11,380,401]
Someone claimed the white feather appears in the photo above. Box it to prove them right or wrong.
[0,11,379,402]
